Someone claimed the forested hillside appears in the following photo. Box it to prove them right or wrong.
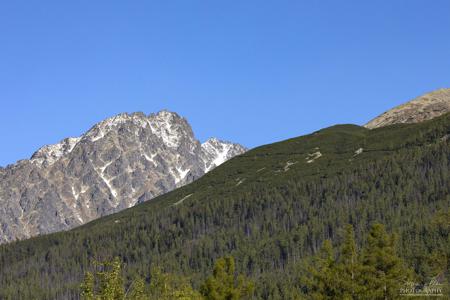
[1,114,449,299]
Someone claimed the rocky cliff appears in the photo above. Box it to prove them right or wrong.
[0,111,246,244]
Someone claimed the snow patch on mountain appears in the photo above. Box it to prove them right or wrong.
[148,110,192,148]
[85,113,149,142]
[31,137,81,166]
[201,138,247,172]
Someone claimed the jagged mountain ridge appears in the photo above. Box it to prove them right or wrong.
[1,110,449,299]
[0,110,246,244]
[365,88,450,129]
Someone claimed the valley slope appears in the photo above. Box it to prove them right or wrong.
[1,112,449,299]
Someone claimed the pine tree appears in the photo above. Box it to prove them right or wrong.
[149,267,171,299]
[127,277,146,300]
[361,224,412,299]
[200,256,254,300]
[304,224,415,299]
[80,271,95,300]
[80,258,125,300]
[335,224,363,299]
[97,257,125,300]
[305,240,339,300]
[149,266,202,300]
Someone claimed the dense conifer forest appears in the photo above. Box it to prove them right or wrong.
[76,223,426,299]
[0,114,449,299]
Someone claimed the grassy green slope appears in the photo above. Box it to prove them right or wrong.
[0,115,449,299]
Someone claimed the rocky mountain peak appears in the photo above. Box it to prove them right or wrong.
[30,111,197,167]
[148,110,195,149]
[31,137,81,166]
[84,112,150,142]
[365,88,450,129]
[0,110,246,244]
[201,138,247,172]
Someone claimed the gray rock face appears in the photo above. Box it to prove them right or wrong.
[0,111,246,244]
[365,88,450,129]
[201,137,247,172]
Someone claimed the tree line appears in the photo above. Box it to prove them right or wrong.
[80,223,443,299]
[80,256,254,300]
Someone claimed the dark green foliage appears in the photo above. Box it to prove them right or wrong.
[304,224,413,299]
[200,256,254,300]
[147,266,202,299]
[304,239,338,299]
[78,256,252,300]
[81,257,125,300]
[360,224,412,299]
[79,257,203,300]
[80,271,95,300]
[1,114,450,299]
[127,277,145,300]
[334,225,364,299]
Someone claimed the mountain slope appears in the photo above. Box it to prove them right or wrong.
[1,113,449,299]
[0,111,246,244]
[365,88,450,129]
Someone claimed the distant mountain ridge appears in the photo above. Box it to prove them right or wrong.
[0,110,246,244]
[1,109,449,299]
[2,89,449,246]
[365,88,450,129]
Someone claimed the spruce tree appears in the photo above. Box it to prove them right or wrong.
[80,271,95,300]
[361,224,412,299]
[128,277,146,300]
[149,266,202,300]
[200,256,254,300]
[97,257,125,300]
[335,224,363,299]
[305,240,339,300]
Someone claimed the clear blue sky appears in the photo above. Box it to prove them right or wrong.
[1,1,450,166]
